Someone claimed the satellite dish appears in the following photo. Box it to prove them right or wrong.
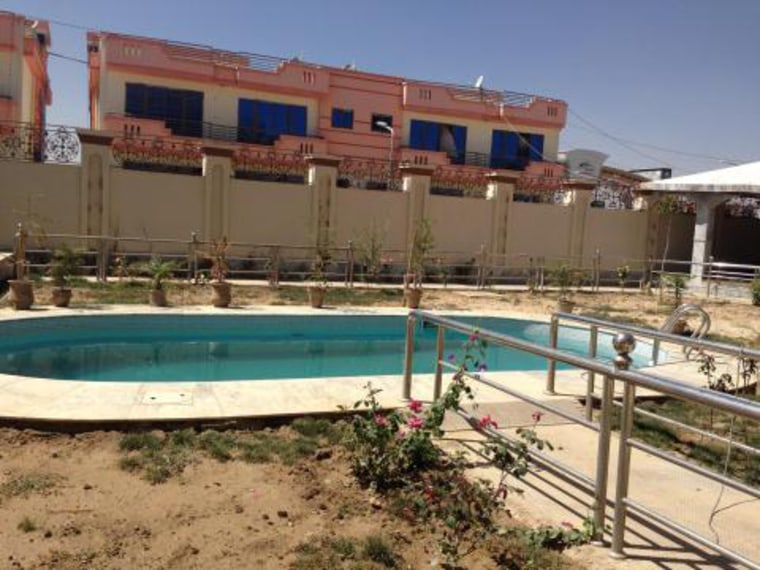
[473,75,484,89]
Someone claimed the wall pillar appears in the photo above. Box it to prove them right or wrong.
[201,146,234,241]
[399,165,434,264]
[689,194,727,283]
[567,182,595,265]
[485,171,520,259]
[305,155,341,248]
[76,130,115,238]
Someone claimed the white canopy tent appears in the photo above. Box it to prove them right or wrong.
[640,161,760,284]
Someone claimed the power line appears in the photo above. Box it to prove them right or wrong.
[49,51,88,65]
[568,108,676,168]
[566,120,746,165]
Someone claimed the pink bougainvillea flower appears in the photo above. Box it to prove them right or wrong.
[408,399,423,413]
[407,416,424,430]
[469,333,479,342]
[396,429,407,440]
[532,410,544,423]
[478,414,498,430]
[374,414,389,427]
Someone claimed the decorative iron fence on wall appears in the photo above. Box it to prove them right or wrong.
[337,157,401,191]
[232,148,307,183]
[0,121,80,164]
[111,135,204,175]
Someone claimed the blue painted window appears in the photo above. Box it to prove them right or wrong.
[490,130,543,169]
[237,99,308,144]
[409,119,467,164]
[331,108,353,129]
[125,83,203,137]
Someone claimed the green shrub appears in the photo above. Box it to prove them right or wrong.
[751,278,760,306]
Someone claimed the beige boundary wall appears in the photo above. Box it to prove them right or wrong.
[0,132,694,271]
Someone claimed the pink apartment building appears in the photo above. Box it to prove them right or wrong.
[0,11,51,125]
[87,31,567,184]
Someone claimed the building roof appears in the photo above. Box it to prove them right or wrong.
[641,161,760,196]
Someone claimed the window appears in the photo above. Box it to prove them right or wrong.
[371,114,393,132]
[331,108,353,129]
[125,83,204,138]
[237,99,308,145]
[409,119,467,164]
[490,130,544,169]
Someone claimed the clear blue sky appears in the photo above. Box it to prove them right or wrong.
[3,0,758,175]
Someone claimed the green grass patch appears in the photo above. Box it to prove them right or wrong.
[292,534,399,569]
[118,419,342,483]
[0,473,60,499]
[17,516,37,533]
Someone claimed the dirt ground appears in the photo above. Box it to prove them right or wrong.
[0,427,537,570]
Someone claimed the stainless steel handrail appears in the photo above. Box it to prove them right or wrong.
[403,310,760,568]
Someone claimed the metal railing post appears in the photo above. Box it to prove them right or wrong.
[595,249,601,291]
[188,232,198,283]
[433,325,445,400]
[402,314,416,400]
[706,255,714,299]
[13,222,27,280]
[96,237,106,283]
[585,325,599,421]
[609,333,636,559]
[545,314,559,394]
[592,372,615,543]
[346,240,355,288]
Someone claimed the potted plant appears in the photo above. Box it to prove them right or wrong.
[208,237,231,308]
[405,218,434,309]
[48,245,81,308]
[307,243,331,308]
[8,259,34,310]
[549,264,578,313]
[142,256,177,307]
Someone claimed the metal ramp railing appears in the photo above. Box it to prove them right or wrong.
[660,303,711,360]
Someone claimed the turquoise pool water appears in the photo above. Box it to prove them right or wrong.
[0,314,654,382]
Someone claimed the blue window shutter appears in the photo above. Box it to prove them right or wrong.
[146,86,166,121]
[506,132,519,159]
[290,105,307,135]
[125,83,145,115]
[238,99,253,142]
[452,126,467,157]
[423,122,439,151]
[529,134,544,161]
[410,120,424,149]
[331,108,341,128]
[490,130,505,168]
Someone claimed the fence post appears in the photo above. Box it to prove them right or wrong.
[545,314,559,394]
[585,325,599,421]
[705,255,714,299]
[187,232,199,283]
[592,370,615,544]
[595,248,602,291]
[433,325,445,400]
[13,223,27,280]
[346,240,354,288]
[477,244,488,289]
[402,313,417,400]
[609,333,636,559]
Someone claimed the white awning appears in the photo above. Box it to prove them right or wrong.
[641,161,760,195]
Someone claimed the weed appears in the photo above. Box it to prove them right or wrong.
[17,516,37,532]
[119,432,162,452]
[362,535,397,568]
[198,430,237,462]
[118,455,144,473]
[1,473,59,498]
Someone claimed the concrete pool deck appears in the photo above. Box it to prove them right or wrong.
[0,304,711,424]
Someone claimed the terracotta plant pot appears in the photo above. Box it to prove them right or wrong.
[151,289,168,307]
[308,286,327,308]
[51,288,72,308]
[211,281,232,308]
[9,280,34,310]
[557,298,576,313]
[405,287,423,309]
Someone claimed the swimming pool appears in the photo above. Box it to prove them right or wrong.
[0,314,656,382]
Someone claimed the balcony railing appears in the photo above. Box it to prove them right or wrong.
[0,121,80,164]
[408,79,564,110]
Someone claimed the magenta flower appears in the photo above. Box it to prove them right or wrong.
[532,410,544,423]
[396,429,407,440]
[469,333,478,342]
[447,353,456,363]
[478,415,498,430]
[408,399,423,413]
[407,416,424,430]
[374,414,389,427]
